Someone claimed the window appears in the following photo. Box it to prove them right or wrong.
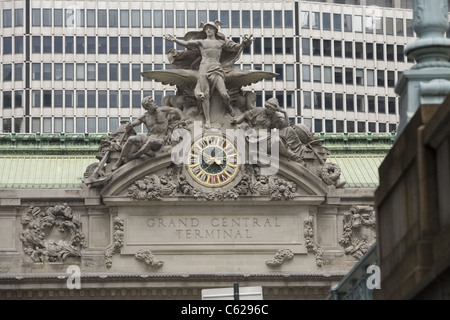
[66,91,74,108]
[367,70,375,86]
[387,71,396,87]
[333,14,341,31]
[274,11,282,28]
[357,95,365,112]
[54,64,63,81]
[176,10,185,28]
[302,38,310,55]
[132,64,141,81]
[274,38,283,54]
[378,97,386,113]
[301,11,309,29]
[110,10,118,27]
[323,40,331,57]
[312,12,320,29]
[354,15,362,33]
[3,9,12,27]
[345,68,353,85]
[388,97,396,114]
[347,121,355,133]
[165,10,174,28]
[110,91,119,108]
[334,40,342,58]
[65,37,74,53]
[32,63,40,80]
[313,66,321,83]
[231,11,240,28]
[121,37,129,54]
[110,64,118,81]
[366,43,374,60]
[345,42,352,59]
[97,64,107,81]
[377,70,385,87]
[154,37,163,54]
[32,9,40,26]
[152,10,162,27]
[43,64,52,80]
[98,10,107,27]
[43,90,52,107]
[87,37,96,54]
[264,38,272,54]
[376,17,383,35]
[132,10,140,28]
[32,91,40,107]
[336,120,344,133]
[3,65,12,81]
[285,11,293,28]
[356,69,364,85]
[346,95,354,111]
[198,11,207,24]
[263,10,272,28]
[324,67,332,83]
[365,16,373,33]
[87,64,96,81]
[325,119,333,133]
[302,65,311,82]
[76,36,85,54]
[121,64,130,81]
[286,65,294,81]
[379,123,387,133]
[14,64,23,81]
[76,91,85,108]
[358,121,366,133]
[54,9,62,26]
[368,96,375,113]
[53,36,62,53]
[312,39,321,56]
[54,91,63,108]
[65,64,74,80]
[386,17,394,35]
[314,119,323,133]
[377,44,384,61]
[335,67,343,84]
[76,64,85,80]
[344,14,352,32]
[209,10,218,22]
[335,94,343,111]
[3,92,12,108]
[187,10,196,28]
[132,37,140,54]
[15,9,23,27]
[303,91,311,109]
[43,36,52,53]
[314,92,322,109]
[396,18,404,36]
[121,91,130,108]
[87,9,95,27]
[322,13,331,30]
[325,93,332,110]
[97,37,107,54]
[397,45,405,62]
[120,10,129,27]
[285,38,294,54]
[143,10,151,27]
[31,36,40,53]
[110,37,118,54]
[355,42,363,59]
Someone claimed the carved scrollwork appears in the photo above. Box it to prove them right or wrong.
[304,216,323,267]
[266,249,294,267]
[339,206,376,260]
[135,249,164,269]
[105,217,124,268]
[19,204,86,263]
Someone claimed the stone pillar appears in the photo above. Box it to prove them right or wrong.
[396,0,450,136]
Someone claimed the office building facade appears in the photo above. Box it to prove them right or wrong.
[0,0,428,134]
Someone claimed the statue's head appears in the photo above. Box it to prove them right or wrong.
[142,96,158,113]
[265,98,279,115]
[200,21,222,33]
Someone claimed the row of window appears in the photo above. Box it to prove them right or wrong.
[302,65,398,88]
[302,39,410,63]
[303,117,397,134]
[300,11,415,37]
[1,62,296,82]
[2,88,397,115]
[2,8,294,29]
[302,92,397,114]
[2,116,398,134]
[1,36,296,56]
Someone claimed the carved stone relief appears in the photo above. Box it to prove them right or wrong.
[135,249,164,269]
[105,217,124,268]
[304,216,323,267]
[19,204,86,263]
[266,249,294,267]
[339,206,376,259]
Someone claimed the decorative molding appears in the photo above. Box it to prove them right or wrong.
[339,206,376,259]
[266,249,294,267]
[126,165,301,201]
[304,216,323,267]
[135,249,164,269]
[105,217,124,268]
[318,162,346,188]
[19,204,86,263]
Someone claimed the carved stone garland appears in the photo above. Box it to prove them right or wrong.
[105,217,124,268]
[126,165,300,201]
[135,249,164,269]
[19,204,86,263]
[304,216,323,267]
[266,249,294,267]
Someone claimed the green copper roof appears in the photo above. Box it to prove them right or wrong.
[0,154,384,189]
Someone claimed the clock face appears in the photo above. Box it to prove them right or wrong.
[187,135,239,187]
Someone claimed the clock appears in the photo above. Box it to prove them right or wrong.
[187,135,239,187]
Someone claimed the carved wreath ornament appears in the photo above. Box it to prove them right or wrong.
[19,204,86,263]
